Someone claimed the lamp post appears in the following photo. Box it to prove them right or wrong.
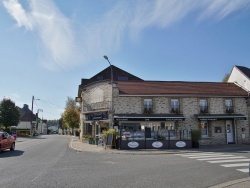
[30,96,40,136]
[103,55,113,129]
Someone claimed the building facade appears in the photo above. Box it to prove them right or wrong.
[77,66,249,148]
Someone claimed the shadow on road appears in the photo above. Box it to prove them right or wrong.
[0,150,24,158]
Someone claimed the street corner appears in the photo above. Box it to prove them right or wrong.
[69,137,82,152]
[69,137,106,153]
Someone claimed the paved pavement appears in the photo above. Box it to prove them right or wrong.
[16,136,250,187]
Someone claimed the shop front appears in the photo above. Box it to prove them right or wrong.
[195,114,247,145]
[114,114,192,149]
[84,111,109,137]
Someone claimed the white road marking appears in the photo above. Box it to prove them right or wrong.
[209,159,250,163]
[221,163,249,167]
[197,156,246,160]
[237,169,249,173]
[189,155,234,159]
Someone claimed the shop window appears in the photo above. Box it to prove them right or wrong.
[199,99,208,114]
[201,121,208,137]
[158,122,176,139]
[143,99,153,114]
[171,99,180,114]
[225,99,234,114]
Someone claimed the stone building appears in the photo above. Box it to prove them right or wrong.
[77,66,249,148]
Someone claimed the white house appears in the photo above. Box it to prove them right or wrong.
[228,65,250,92]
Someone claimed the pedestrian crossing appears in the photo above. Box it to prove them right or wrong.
[175,151,250,173]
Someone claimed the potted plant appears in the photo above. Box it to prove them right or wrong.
[88,135,93,144]
[191,129,201,148]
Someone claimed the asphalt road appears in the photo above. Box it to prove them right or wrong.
[0,135,249,188]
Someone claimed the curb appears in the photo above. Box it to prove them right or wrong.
[209,177,250,188]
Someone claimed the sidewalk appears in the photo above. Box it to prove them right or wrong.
[69,136,250,188]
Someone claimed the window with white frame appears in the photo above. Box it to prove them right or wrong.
[225,99,234,113]
[199,99,208,113]
[144,99,153,113]
[171,99,180,114]
[201,121,208,137]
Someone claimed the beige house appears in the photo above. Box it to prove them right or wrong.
[77,66,249,149]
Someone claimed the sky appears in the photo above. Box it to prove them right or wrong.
[1,0,250,120]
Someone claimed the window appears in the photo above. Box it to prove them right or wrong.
[225,99,234,113]
[201,121,208,137]
[118,75,128,81]
[199,99,208,114]
[97,75,103,80]
[158,122,176,139]
[171,99,180,114]
[144,99,153,114]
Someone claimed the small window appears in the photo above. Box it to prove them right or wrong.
[171,99,180,114]
[118,75,128,81]
[97,76,103,80]
[225,99,234,113]
[199,99,208,113]
[144,99,153,114]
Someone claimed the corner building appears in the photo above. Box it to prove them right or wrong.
[77,66,249,149]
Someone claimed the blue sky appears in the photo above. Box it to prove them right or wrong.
[1,0,250,120]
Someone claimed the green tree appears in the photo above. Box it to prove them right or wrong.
[62,108,79,133]
[62,97,80,134]
[0,98,20,130]
[222,73,230,82]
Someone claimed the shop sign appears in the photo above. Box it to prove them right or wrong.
[128,141,139,148]
[86,111,108,121]
[115,117,185,121]
[176,141,186,148]
[235,117,246,120]
[199,118,217,121]
[152,141,163,148]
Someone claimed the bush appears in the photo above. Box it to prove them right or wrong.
[103,129,117,138]
[191,129,201,142]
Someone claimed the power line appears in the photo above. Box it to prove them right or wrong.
[38,99,64,109]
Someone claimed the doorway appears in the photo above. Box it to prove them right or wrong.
[226,120,234,144]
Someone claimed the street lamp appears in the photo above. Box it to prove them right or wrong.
[103,55,114,129]
[30,96,40,136]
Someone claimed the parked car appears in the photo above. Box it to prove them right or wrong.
[0,131,15,152]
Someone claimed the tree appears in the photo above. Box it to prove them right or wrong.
[222,73,230,82]
[0,98,20,130]
[62,97,80,134]
[62,108,79,130]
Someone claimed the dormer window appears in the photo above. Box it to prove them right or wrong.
[200,99,208,114]
[171,99,180,114]
[144,99,153,114]
[97,75,103,80]
[225,99,234,114]
[118,75,128,81]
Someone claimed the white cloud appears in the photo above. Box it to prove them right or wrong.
[3,0,33,30]
[3,0,82,70]
[3,0,250,70]
[198,0,250,21]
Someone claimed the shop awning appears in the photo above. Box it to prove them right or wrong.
[114,114,185,121]
[195,114,247,121]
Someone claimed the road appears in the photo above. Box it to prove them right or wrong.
[0,135,249,188]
